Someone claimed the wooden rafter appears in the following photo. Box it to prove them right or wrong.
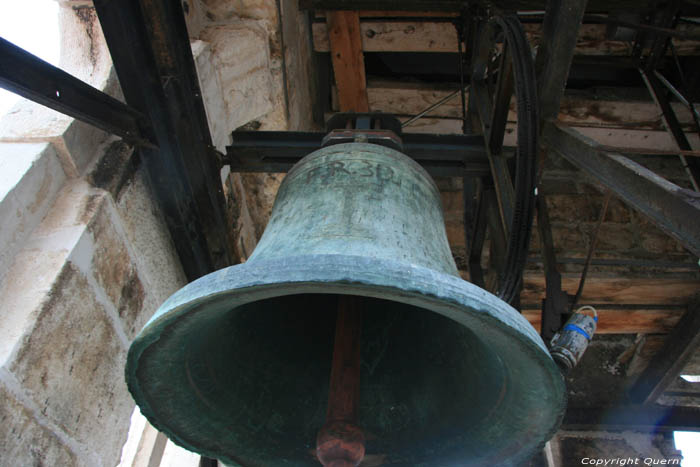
[326,11,369,112]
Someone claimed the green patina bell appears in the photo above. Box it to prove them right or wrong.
[126,142,566,466]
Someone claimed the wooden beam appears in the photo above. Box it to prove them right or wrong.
[629,298,700,403]
[326,11,369,112]
[316,10,459,18]
[388,116,700,152]
[521,274,700,305]
[313,21,700,54]
[314,21,458,53]
[523,307,683,334]
[361,80,700,130]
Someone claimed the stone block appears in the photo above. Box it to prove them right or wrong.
[0,180,164,464]
[5,262,132,464]
[0,181,104,365]
[0,143,66,285]
[0,384,76,467]
[201,0,278,22]
[595,223,640,253]
[226,173,258,262]
[88,199,137,307]
[604,197,632,224]
[433,176,463,191]
[440,189,463,215]
[58,5,113,86]
[240,172,283,238]
[640,230,686,255]
[192,40,231,151]
[87,140,139,198]
[545,194,598,223]
[114,168,187,310]
[550,224,586,254]
[199,21,274,131]
[445,219,466,249]
[0,100,112,178]
[84,194,160,339]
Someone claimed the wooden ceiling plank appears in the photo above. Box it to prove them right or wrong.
[521,274,700,305]
[326,11,369,112]
[313,21,700,55]
[523,308,683,334]
[316,10,459,18]
[361,80,700,129]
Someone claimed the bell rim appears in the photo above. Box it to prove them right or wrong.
[127,253,567,466]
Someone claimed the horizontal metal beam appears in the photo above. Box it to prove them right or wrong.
[0,36,152,146]
[225,131,491,177]
[543,121,700,257]
[563,405,700,432]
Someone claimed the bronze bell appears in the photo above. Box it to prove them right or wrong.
[126,141,566,466]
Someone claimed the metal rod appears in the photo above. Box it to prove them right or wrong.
[456,19,468,134]
[401,86,469,129]
[316,296,365,467]
[570,190,611,312]
[653,70,700,124]
[598,146,700,158]
[639,68,700,191]
[0,36,153,147]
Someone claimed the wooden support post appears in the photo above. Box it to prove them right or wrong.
[326,11,370,112]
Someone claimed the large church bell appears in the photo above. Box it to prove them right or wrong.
[126,114,566,466]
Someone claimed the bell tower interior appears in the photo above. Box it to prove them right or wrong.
[0,0,699,466]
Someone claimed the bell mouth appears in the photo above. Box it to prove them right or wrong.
[127,254,566,466]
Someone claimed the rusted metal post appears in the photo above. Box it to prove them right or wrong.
[316,296,365,467]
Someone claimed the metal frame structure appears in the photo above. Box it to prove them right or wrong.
[1,1,700,461]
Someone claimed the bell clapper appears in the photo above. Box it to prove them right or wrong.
[316,295,366,467]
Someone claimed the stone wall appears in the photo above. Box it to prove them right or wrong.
[0,139,187,466]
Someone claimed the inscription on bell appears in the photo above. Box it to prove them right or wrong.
[302,159,402,187]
